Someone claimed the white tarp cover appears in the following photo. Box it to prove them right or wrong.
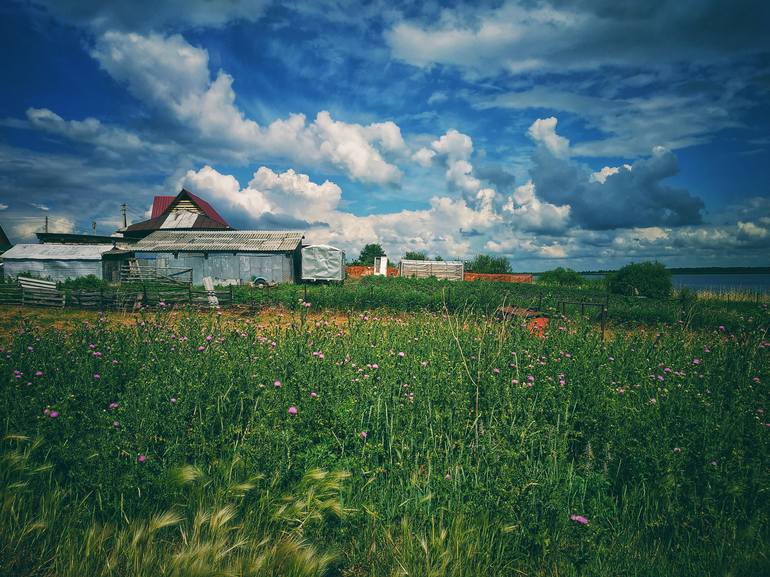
[301,245,345,281]
[399,259,464,281]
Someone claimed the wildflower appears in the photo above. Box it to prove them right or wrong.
[570,514,589,526]
[27,346,33,352]
[493,368,501,374]
[274,379,282,388]
[692,358,701,365]
[673,447,682,453]
[170,397,177,404]
[113,420,120,428]
[89,344,96,349]
[137,454,146,463]
[206,335,213,342]
[512,379,519,385]
[93,373,101,380]
[310,391,318,398]
[108,402,119,410]
[444,473,451,480]
[198,346,205,352]
[398,351,405,358]
[359,431,368,440]
[648,398,657,405]
[35,370,43,377]
[288,406,298,416]
[49,410,59,418]
[43,408,50,416]
[93,351,102,358]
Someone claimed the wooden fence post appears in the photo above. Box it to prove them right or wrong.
[601,307,607,342]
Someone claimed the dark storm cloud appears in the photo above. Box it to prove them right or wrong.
[530,146,705,230]
[475,164,516,192]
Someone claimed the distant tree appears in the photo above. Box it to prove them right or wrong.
[607,261,672,298]
[538,267,584,286]
[464,254,512,274]
[403,251,428,261]
[356,243,386,266]
[433,255,444,261]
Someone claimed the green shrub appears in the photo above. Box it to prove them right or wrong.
[607,261,672,298]
[538,267,584,286]
[464,254,512,274]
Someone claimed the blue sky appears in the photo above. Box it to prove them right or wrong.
[1,0,769,270]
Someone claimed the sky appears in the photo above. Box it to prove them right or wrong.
[0,0,769,271]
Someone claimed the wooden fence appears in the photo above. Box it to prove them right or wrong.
[0,281,233,310]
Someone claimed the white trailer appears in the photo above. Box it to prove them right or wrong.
[301,245,345,281]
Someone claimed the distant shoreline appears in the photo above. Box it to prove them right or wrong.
[528,267,770,275]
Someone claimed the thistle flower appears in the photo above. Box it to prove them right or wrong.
[35,370,43,377]
[310,391,318,398]
[109,402,119,410]
[398,351,405,358]
[137,454,146,463]
[359,431,368,440]
[49,410,59,418]
[274,379,282,388]
[570,514,589,526]
[288,406,298,415]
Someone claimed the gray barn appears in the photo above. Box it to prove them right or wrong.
[133,230,304,285]
[1,243,115,282]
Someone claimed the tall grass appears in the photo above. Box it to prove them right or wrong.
[1,304,768,575]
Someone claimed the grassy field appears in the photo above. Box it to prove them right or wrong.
[1,303,769,576]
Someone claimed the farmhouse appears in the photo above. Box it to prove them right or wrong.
[121,189,231,240]
[133,230,304,286]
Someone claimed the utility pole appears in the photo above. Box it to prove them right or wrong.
[92,221,96,234]
[44,215,48,233]
[121,203,127,228]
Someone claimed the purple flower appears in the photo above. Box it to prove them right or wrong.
[692,358,702,365]
[137,454,146,463]
[49,410,59,418]
[35,370,44,377]
[170,397,177,404]
[398,351,405,358]
[205,335,213,342]
[359,431,368,440]
[43,408,50,416]
[198,346,206,352]
[274,379,282,388]
[93,373,101,380]
[310,391,318,398]
[288,406,298,416]
[108,402,119,410]
[570,514,589,526]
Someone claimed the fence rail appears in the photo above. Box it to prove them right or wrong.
[0,281,233,310]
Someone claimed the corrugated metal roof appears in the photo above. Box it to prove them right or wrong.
[135,231,304,252]
[1,243,114,261]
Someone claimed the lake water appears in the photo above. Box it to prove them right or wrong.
[576,273,770,293]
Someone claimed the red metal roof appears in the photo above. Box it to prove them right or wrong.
[149,190,229,227]
[150,196,175,219]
